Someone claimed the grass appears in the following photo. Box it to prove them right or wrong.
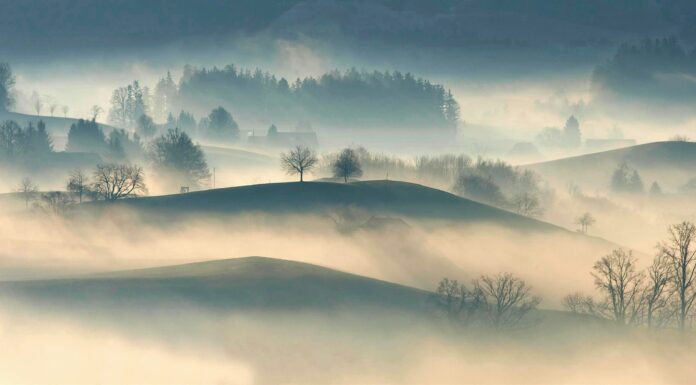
[84,180,563,232]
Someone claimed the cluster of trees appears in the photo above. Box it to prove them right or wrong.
[66,118,211,190]
[434,273,541,330]
[108,81,150,129]
[198,106,239,141]
[609,162,664,195]
[149,127,210,189]
[565,222,696,332]
[18,163,147,212]
[159,107,239,142]
[592,37,696,100]
[106,75,240,143]
[178,65,460,130]
[0,120,53,165]
[575,212,596,234]
[535,116,582,149]
[111,64,461,142]
[281,146,363,183]
[20,124,211,211]
[610,162,644,193]
[310,148,546,217]
[67,119,145,161]
[452,158,546,217]
[152,72,178,122]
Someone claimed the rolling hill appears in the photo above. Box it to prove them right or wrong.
[84,180,565,232]
[526,141,696,190]
[0,111,117,135]
[0,256,432,312]
[0,256,602,343]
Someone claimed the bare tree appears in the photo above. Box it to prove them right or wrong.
[332,148,363,183]
[62,105,69,118]
[92,164,147,201]
[434,278,483,326]
[49,103,58,117]
[670,135,690,142]
[475,273,541,329]
[17,177,38,208]
[281,145,317,182]
[66,169,88,203]
[91,105,104,121]
[33,95,43,116]
[511,192,543,217]
[592,249,644,325]
[563,292,597,314]
[659,222,696,332]
[643,253,673,329]
[575,212,596,234]
[563,292,587,314]
[39,191,73,214]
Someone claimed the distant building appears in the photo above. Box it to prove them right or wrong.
[584,138,636,152]
[507,142,542,162]
[248,124,319,148]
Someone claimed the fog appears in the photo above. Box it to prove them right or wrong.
[2,5,696,383]
[8,35,691,156]
[1,296,694,384]
[0,198,643,305]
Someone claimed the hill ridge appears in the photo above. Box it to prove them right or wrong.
[85,179,565,232]
[0,256,433,311]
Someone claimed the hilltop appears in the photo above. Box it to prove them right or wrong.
[526,141,696,189]
[86,180,565,232]
[0,256,431,312]
[0,111,116,135]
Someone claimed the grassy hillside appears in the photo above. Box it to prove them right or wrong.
[0,256,432,312]
[85,180,564,232]
[527,141,696,190]
[0,256,605,340]
[0,111,120,152]
[0,111,117,135]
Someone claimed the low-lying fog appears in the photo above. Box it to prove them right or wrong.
[2,32,696,385]
[9,38,694,157]
[2,294,695,384]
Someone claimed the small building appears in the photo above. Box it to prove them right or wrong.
[584,139,636,152]
[507,142,542,163]
[247,124,319,148]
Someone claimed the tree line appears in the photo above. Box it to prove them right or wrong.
[565,221,696,332]
[281,145,548,217]
[433,273,541,331]
[106,76,240,143]
[18,163,147,212]
[22,126,209,209]
[592,37,696,100]
[13,119,210,208]
[155,65,459,131]
[0,120,52,165]
[281,146,362,183]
